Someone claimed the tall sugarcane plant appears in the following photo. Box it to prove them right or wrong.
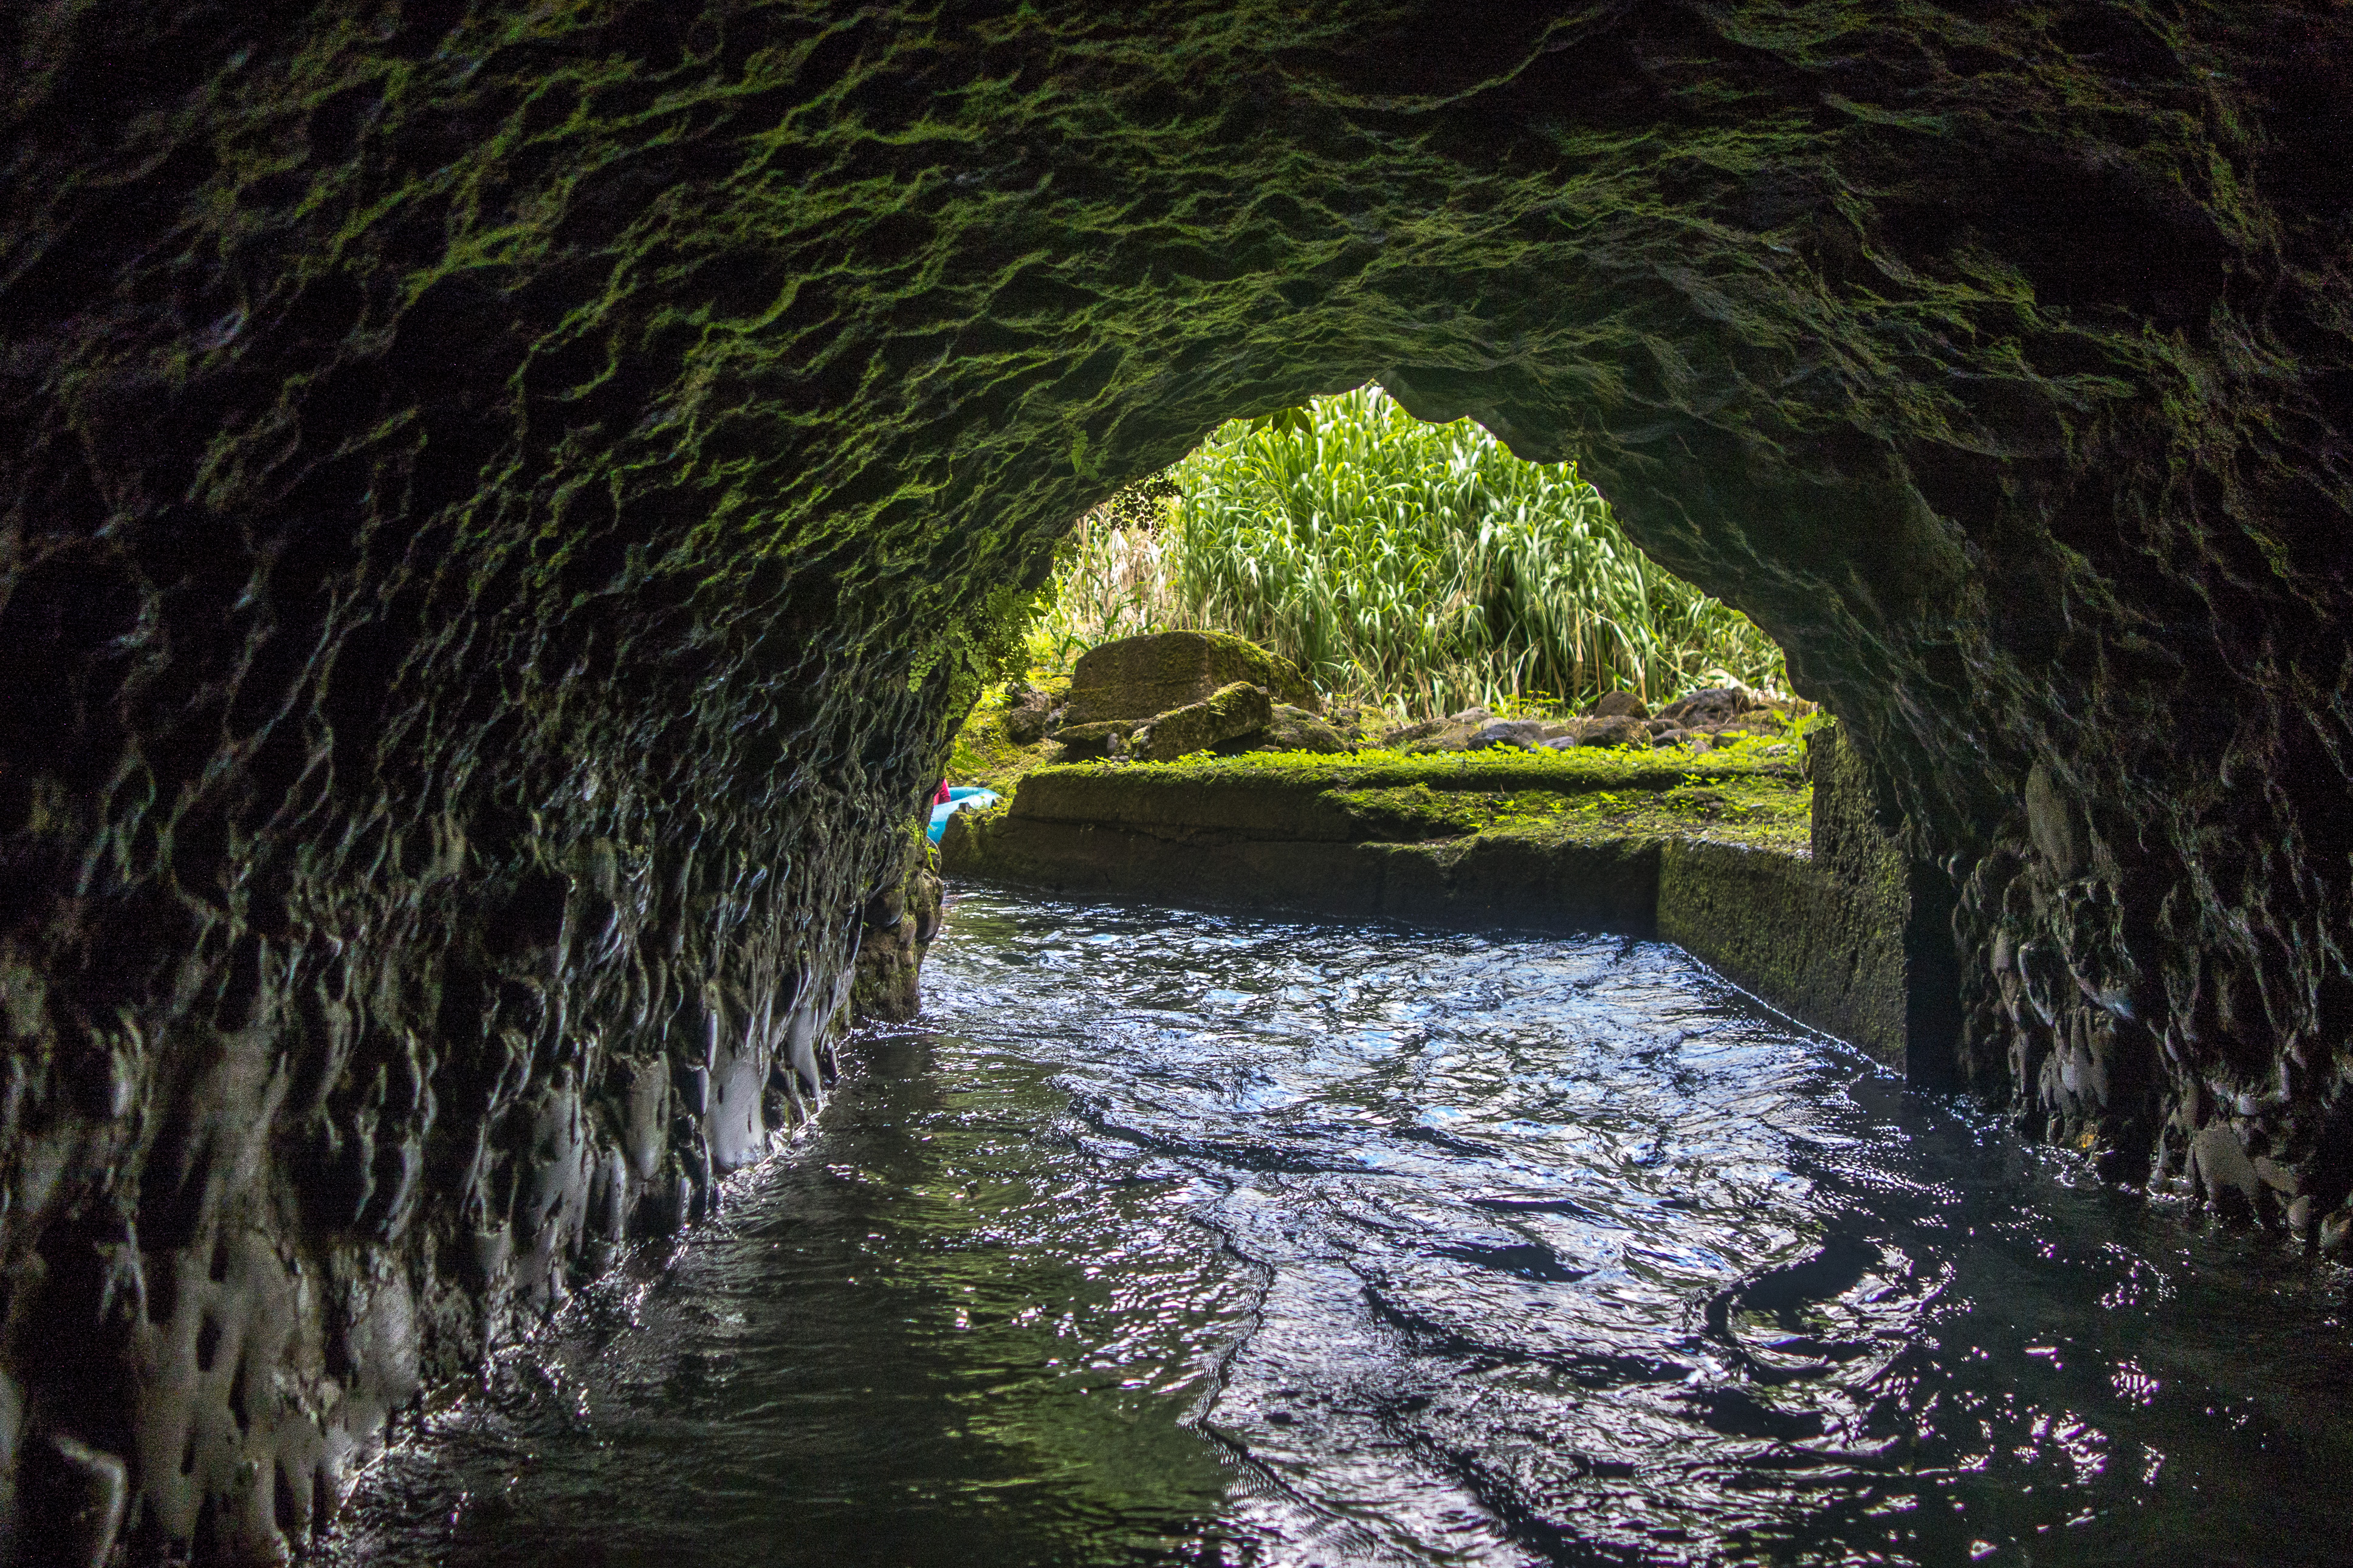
[1033,386,1785,719]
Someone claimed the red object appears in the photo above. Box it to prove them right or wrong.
[933,781,950,805]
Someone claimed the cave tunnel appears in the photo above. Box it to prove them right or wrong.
[2,1,2350,1561]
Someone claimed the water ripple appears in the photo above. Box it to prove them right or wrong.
[335,891,2353,1567]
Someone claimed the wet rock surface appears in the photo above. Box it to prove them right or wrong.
[4,3,2352,1559]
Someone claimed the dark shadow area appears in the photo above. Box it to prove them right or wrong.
[1,4,2349,1559]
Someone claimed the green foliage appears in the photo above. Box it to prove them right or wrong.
[1023,730,1811,854]
[1247,406,1316,439]
[1030,387,1786,719]
[922,579,1042,726]
[1057,728,1803,792]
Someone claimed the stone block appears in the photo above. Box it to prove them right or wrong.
[1063,632,1314,725]
[1138,680,1273,761]
[1217,704,1350,756]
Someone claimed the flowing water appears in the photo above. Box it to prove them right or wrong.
[335,889,2353,1567]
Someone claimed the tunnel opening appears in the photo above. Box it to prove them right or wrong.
[1022,382,1795,724]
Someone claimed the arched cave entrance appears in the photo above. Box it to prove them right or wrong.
[1,3,2348,1559]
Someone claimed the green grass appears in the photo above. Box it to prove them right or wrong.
[964,730,1814,855]
[1321,776,1810,855]
[1030,386,1786,719]
[945,676,1069,794]
[1051,728,1805,791]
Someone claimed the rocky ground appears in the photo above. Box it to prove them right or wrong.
[955,631,1813,790]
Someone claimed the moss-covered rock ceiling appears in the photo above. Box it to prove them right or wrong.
[3,1,2349,1558]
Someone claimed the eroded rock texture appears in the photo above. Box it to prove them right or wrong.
[2,2,2349,1559]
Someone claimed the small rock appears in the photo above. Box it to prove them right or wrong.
[2288,1194,2316,1235]
[2252,1155,2303,1197]
[1658,686,1748,728]
[1591,690,1650,720]
[1004,697,1054,745]
[1053,720,1134,761]
[1448,705,1494,724]
[1652,727,1694,748]
[1217,704,1349,756]
[1578,714,1647,748]
[1468,718,1548,750]
[1141,680,1274,761]
[2191,1122,2264,1219]
[1000,680,1059,743]
[2320,1208,2352,1256]
[1714,710,1786,736]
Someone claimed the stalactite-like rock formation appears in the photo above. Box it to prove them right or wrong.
[1,2,2348,1560]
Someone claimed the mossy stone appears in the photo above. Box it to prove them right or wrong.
[1064,632,1314,725]
[1139,680,1273,762]
[1219,704,1349,757]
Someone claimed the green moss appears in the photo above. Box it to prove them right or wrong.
[944,685,1057,792]
[1325,769,1807,855]
[1045,732,1804,796]
[1064,629,1314,724]
[985,731,1809,855]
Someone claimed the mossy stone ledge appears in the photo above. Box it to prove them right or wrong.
[943,724,1952,1070]
[1062,631,1316,727]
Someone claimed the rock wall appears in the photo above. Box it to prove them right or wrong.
[2,2,2349,1560]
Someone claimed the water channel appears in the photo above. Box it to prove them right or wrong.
[334,889,2353,1566]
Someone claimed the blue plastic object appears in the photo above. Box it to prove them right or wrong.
[928,786,1000,843]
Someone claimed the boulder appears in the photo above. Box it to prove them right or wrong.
[1658,686,1750,729]
[1379,718,1445,748]
[1002,685,1058,745]
[1138,680,1274,761]
[1469,719,1550,750]
[1592,690,1651,720]
[1576,714,1649,748]
[2191,1121,2265,1220]
[1051,720,1135,761]
[1063,631,1316,725]
[1217,703,1350,756]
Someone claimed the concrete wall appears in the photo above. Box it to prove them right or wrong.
[944,726,1958,1073]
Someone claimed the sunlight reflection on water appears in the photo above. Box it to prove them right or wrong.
[335,889,2353,1567]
